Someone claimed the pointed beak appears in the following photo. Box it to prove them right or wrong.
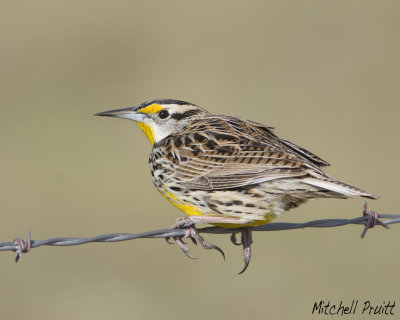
[95,107,146,122]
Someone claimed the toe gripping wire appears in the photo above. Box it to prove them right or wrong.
[1,202,399,272]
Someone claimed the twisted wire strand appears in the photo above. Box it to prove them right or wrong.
[2,202,399,262]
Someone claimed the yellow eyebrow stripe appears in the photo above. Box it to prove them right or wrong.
[139,104,163,114]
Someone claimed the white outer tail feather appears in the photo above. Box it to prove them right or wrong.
[302,178,375,199]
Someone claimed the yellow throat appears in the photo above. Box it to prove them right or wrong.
[137,122,156,145]
[136,104,164,145]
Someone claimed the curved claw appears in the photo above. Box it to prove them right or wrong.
[165,237,174,245]
[238,245,251,274]
[230,233,242,246]
[238,228,252,275]
[174,236,198,260]
[209,243,226,261]
[190,227,225,260]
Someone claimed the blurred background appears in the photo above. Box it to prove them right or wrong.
[1,0,399,319]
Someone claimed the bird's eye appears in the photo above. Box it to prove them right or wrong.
[158,110,170,119]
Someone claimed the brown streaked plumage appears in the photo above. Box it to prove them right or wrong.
[96,99,375,273]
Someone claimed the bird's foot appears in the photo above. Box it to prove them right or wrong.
[231,228,253,273]
[166,216,225,260]
[166,216,254,274]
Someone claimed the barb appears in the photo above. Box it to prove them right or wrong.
[1,202,398,262]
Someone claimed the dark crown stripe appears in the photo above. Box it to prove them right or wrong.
[137,99,197,110]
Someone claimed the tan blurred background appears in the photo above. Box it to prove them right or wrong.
[1,0,399,319]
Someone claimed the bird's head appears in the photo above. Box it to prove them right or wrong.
[96,99,208,144]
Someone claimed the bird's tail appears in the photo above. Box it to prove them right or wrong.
[302,176,377,199]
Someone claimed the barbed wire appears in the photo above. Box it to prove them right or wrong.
[1,202,399,262]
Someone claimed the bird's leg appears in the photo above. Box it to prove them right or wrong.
[166,216,227,260]
[238,228,253,274]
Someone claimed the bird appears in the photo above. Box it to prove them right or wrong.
[96,99,375,273]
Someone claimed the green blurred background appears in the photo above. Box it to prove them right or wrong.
[1,1,399,319]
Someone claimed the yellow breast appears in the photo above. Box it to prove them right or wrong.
[163,191,205,217]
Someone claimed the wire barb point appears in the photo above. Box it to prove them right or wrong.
[361,201,390,238]
[14,231,31,263]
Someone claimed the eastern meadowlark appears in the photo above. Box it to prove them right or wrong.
[96,99,375,273]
